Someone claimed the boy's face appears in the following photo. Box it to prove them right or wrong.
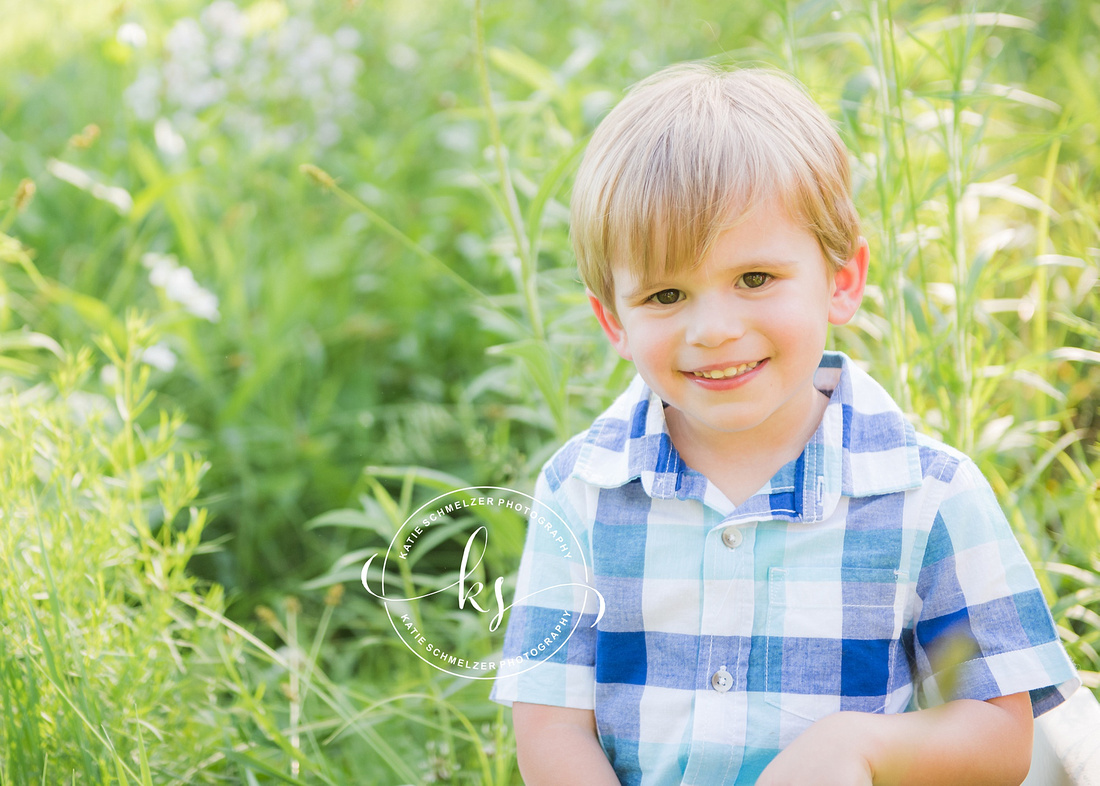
[589,198,868,449]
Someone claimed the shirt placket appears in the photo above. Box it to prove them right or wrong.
[682,511,758,784]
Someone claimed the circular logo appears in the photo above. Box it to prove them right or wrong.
[360,485,603,679]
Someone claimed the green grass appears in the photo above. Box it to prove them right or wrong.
[1,0,1097,782]
[0,311,232,782]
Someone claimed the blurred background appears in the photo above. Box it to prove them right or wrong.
[1,0,1097,782]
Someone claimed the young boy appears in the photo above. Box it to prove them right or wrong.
[490,62,1079,785]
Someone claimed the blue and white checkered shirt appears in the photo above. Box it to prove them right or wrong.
[491,352,1080,785]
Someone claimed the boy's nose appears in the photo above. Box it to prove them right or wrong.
[684,295,747,347]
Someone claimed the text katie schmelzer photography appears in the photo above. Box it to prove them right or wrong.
[359,486,605,679]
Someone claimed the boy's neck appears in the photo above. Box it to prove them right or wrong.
[664,385,830,509]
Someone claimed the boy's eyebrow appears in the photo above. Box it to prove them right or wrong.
[619,281,662,301]
[727,257,802,271]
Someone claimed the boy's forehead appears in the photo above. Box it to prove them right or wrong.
[607,195,801,298]
[607,244,687,299]
[608,246,718,304]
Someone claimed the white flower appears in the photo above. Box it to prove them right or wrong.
[275,18,312,57]
[298,73,326,98]
[144,252,181,291]
[301,35,334,70]
[117,22,148,49]
[100,365,119,387]
[125,67,161,120]
[48,159,95,189]
[387,43,419,71]
[316,121,341,147]
[165,64,225,113]
[47,159,133,214]
[211,38,244,72]
[331,54,361,88]
[181,284,220,322]
[201,0,246,39]
[438,124,477,154]
[141,343,178,372]
[164,58,215,110]
[125,4,363,153]
[165,18,207,58]
[154,118,187,157]
[142,252,221,322]
[334,26,360,50]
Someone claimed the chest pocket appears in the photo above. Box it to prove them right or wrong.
[764,566,909,721]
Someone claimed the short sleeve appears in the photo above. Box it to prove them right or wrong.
[912,457,1080,716]
[489,467,601,710]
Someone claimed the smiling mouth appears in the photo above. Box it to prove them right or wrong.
[690,360,762,380]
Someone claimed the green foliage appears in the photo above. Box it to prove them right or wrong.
[0,310,226,781]
[0,296,513,782]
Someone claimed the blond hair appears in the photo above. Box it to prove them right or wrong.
[571,62,860,308]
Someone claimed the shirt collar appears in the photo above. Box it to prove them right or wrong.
[571,352,923,521]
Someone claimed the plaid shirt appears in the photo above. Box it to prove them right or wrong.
[491,352,1080,785]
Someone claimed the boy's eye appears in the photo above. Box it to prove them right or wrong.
[740,272,771,289]
[648,289,684,305]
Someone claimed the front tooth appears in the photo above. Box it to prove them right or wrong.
[696,363,760,379]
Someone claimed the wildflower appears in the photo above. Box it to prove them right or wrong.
[387,43,419,71]
[69,124,101,149]
[142,252,221,322]
[211,37,244,72]
[324,584,345,607]
[154,118,187,157]
[201,1,246,39]
[333,26,360,50]
[141,343,178,372]
[46,159,133,214]
[123,1,363,153]
[316,122,340,148]
[330,53,361,89]
[124,67,161,121]
[165,18,206,58]
[256,605,277,626]
[116,22,148,49]
[13,179,35,212]
[299,163,336,189]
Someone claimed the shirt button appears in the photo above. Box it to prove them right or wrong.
[721,526,743,549]
[711,667,733,693]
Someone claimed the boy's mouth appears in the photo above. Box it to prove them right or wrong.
[689,360,762,380]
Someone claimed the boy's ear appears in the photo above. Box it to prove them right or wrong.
[828,237,869,326]
[588,291,633,361]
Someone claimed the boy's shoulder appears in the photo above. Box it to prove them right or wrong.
[538,373,657,493]
[911,428,992,496]
[826,354,985,488]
